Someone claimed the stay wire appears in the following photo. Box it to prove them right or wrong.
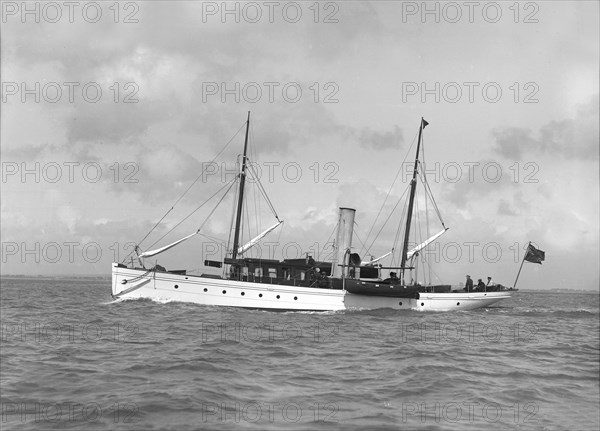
[247,158,281,222]
[319,222,338,261]
[365,185,410,255]
[123,121,247,262]
[361,128,419,256]
[144,177,237,252]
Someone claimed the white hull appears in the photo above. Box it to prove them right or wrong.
[112,263,514,312]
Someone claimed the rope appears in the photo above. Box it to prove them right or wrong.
[420,169,446,227]
[248,130,260,237]
[421,137,432,284]
[226,178,239,259]
[247,158,281,222]
[319,221,338,261]
[197,232,228,246]
[143,177,237,252]
[391,191,409,268]
[123,267,154,283]
[122,121,247,263]
[195,182,236,235]
[352,222,368,257]
[173,122,245,208]
[360,128,419,255]
[365,185,410,255]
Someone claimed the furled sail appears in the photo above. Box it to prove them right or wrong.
[361,250,393,266]
[138,231,199,258]
[238,221,283,254]
[407,228,448,259]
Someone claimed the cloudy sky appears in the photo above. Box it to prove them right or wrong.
[1,1,598,290]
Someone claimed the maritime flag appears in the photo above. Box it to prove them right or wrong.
[524,244,545,264]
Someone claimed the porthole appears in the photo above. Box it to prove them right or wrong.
[174,285,179,289]
[421,302,424,306]
[203,288,208,292]
[457,302,460,306]
[241,292,245,296]
[399,302,402,306]
[294,296,298,300]
[259,293,263,298]
[222,290,227,294]
[276,295,280,299]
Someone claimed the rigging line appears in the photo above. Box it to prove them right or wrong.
[244,123,258,247]
[417,130,444,226]
[352,222,368,256]
[197,232,228,246]
[248,127,260,237]
[244,190,254,255]
[420,137,431,241]
[225,177,239,258]
[414,191,422,282]
[195,182,236,239]
[122,208,174,263]
[319,221,338,261]
[422,170,432,285]
[173,121,246,209]
[223,177,239,276]
[361,128,420,255]
[246,158,280,221]
[274,221,284,260]
[391,190,410,268]
[144,177,237,251]
[250,166,259,241]
[253,127,264,232]
[419,133,433,284]
[365,185,410,255]
[123,121,247,262]
[419,168,445,226]
[427,265,444,285]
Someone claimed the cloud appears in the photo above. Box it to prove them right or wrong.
[66,100,165,143]
[178,96,346,156]
[357,125,404,150]
[492,94,599,160]
[498,199,517,216]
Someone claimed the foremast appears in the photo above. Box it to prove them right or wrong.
[231,111,251,261]
[400,117,428,285]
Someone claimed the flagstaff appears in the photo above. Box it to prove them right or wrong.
[513,242,530,289]
[513,241,546,289]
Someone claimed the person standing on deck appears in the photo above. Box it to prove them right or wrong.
[465,275,473,292]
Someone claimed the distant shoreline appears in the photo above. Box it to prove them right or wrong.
[1,275,598,293]
[1,274,110,281]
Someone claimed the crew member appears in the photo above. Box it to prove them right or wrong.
[465,275,473,292]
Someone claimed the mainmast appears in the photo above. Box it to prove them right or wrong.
[400,117,428,284]
[231,111,251,261]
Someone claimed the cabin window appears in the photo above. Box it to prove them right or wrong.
[242,267,249,276]
[300,271,305,281]
[255,267,263,277]
[268,268,277,278]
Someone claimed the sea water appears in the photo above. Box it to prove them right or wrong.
[1,277,598,430]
